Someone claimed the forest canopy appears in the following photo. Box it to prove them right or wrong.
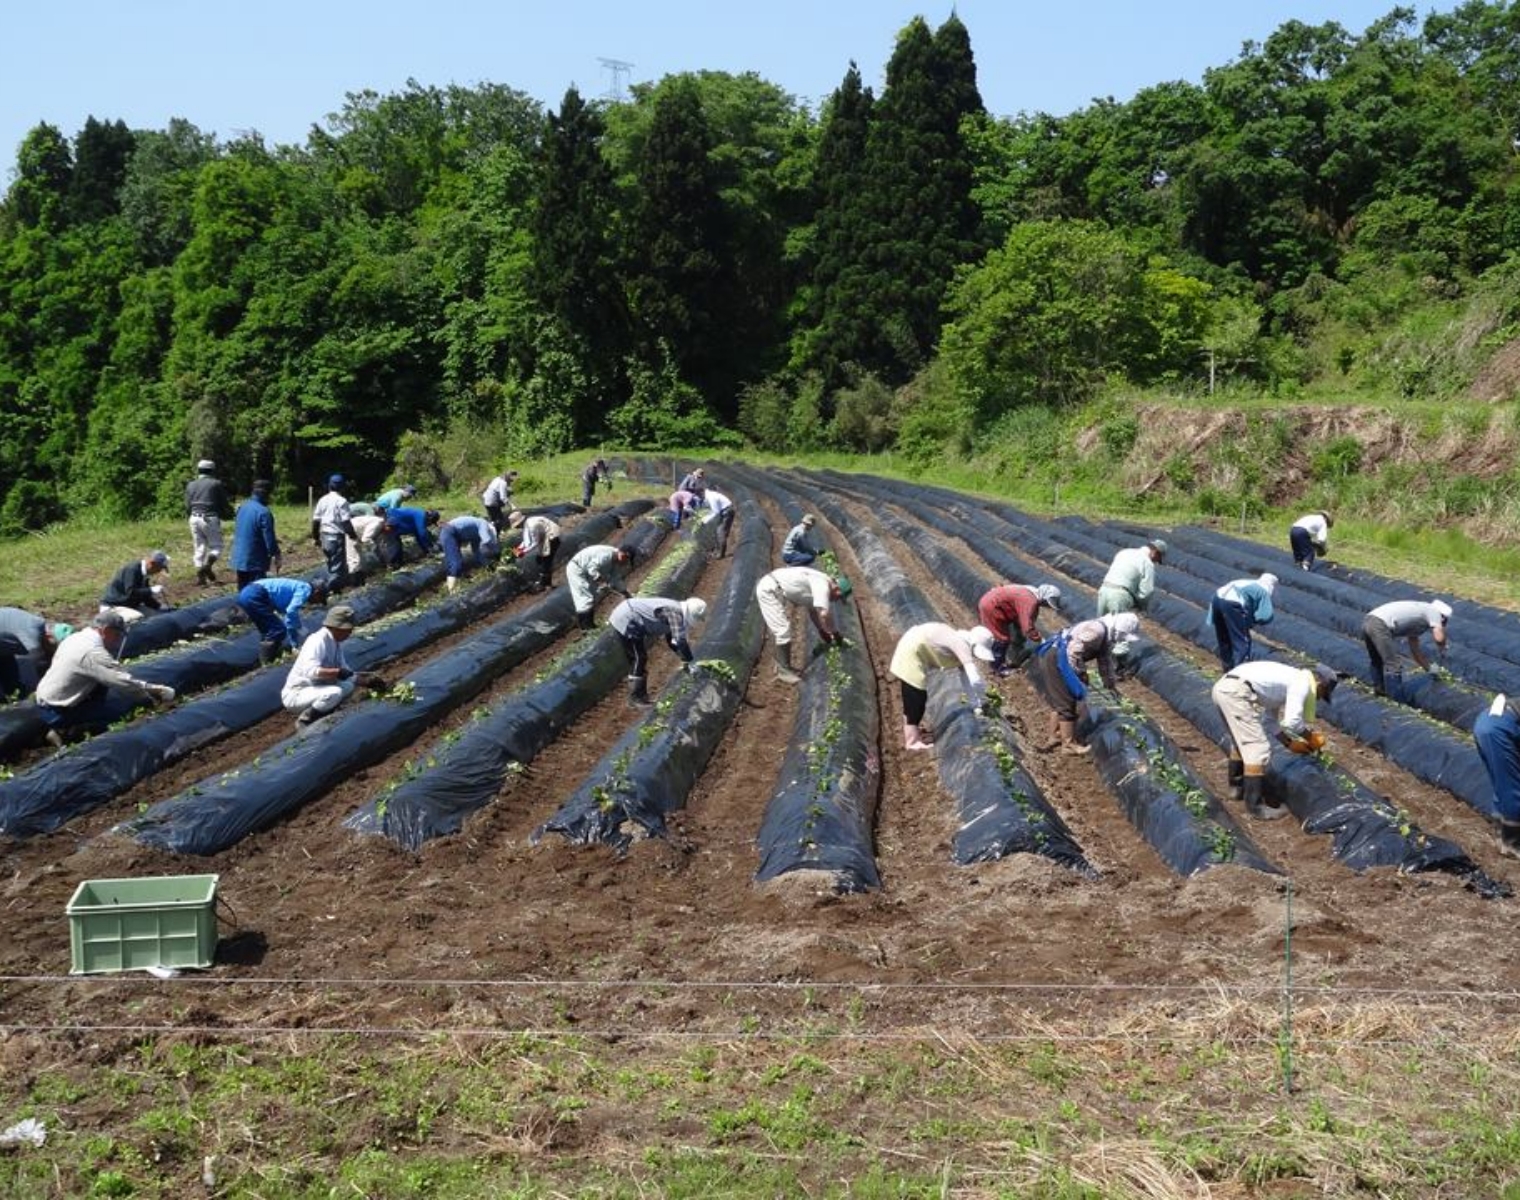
[4,4,1520,531]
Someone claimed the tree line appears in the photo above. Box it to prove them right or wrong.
[3,4,1520,532]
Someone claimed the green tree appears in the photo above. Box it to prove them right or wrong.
[69,116,136,224]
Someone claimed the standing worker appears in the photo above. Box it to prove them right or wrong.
[976,582,1063,675]
[312,475,360,591]
[100,551,172,623]
[566,544,637,630]
[1205,573,1278,670]
[1362,597,1452,697]
[1212,660,1339,820]
[754,566,850,684]
[33,613,175,746]
[1474,694,1520,859]
[1032,612,1141,755]
[185,459,232,586]
[781,515,820,566]
[889,623,996,751]
[232,479,281,588]
[608,595,707,707]
[281,604,382,730]
[482,469,519,533]
[237,576,328,665]
[1097,539,1166,619]
[1289,511,1333,571]
[0,608,71,700]
[580,458,610,507]
[439,514,501,592]
[508,510,562,592]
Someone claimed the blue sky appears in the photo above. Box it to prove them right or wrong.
[2,1,1436,170]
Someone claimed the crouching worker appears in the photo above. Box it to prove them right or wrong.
[754,566,850,685]
[889,623,996,752]
[608,595,707,707]
[566,544,637,630]
[1475,694,1520,860]
[281,604,384,730]
[0,607,71,700]
[34,613,175,747]
[1032,612,1140,755]
[238,577,328,665]
[1211,660,1339,821]
[440,515,500,593]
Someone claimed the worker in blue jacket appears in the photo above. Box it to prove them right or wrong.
[232,480,282,588]
[238,577,329,664]
[382,507,440,566]
[1205,573,1278,670]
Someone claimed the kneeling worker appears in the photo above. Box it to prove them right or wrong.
[1211,660,1339,820]
[281,604,383,730]
[34,613,175,745]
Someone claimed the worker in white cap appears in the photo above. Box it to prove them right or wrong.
[185,459,232,586]
[607,595,708,707]
[1205,573,1278,670]
[1362,598,1453,698]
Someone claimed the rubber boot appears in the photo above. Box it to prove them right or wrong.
[1495,819,1520,861]
[627,674,652,708]
[257,639,281,667]
[1227,752,1244,801]
[195,564,211,587]
[204,557,218,584]
[576,610,595,631]
[773,641,801,684]
[903,723,932,752]
[1037,712,1062,752]
[1058,719,1090,756]
[1242,768,1287,820]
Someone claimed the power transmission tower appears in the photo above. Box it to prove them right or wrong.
[598,57,634,102]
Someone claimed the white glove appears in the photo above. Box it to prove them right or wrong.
[150,585,165,597]
[149,684,176,704]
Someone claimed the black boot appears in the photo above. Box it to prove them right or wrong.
[576,610,595,631]
[1242,771,1287,820]
[1227,755,1244,801]
[1495,819,1520,861]
[195,564,211,586]
[627,675,652,708]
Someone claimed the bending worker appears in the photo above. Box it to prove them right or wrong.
[34,613,175,746]
[1290,511,1333,571]
[976,582,1062,675]
[237,576,328,665]
[1474,693,1520,860]
[1206,573,1277,670]
[1362,597,1451,698]
[0,608,71,700]
[440,514,500,592]
[608,595,707,707]
[1097,539,1166,619]
[754,566,850,684]
[1032,612,1140,755]
[508,510,562,592]
[1212,660,1339,821]
[566,544,637,630]
[888,623,996,751]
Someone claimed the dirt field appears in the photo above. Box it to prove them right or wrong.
[3,473,1518,1194]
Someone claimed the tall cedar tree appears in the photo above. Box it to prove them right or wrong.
[623,78,736,412]
[847,15,985,384]
[798,62,875,389]
[70,117,136,224]
[531,86,629,437]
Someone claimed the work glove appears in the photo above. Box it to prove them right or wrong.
[148,684,176,704]
[513,546,528,559]
[355,671,387,690]
[1277,728,1326,755]
[337,667,354,681]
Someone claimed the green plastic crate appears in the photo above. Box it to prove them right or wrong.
[66,875,220,974]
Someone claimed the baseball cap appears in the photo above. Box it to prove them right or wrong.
[965,625,997,662]
[401,484,416,497]
[1432,599,1453,621]
[51,622,74,642]
[801,514,816,527]
[196,459,215,472]
[328,474,345,490]
[1147,538,1168,558]
[682,597,708,623]
[832,574,853,598]
[1312,663,1340,702]
[148,550,170,571]
[323,605,357,631]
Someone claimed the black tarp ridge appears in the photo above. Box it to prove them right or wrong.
[812,470,1271,878]
[111,507,644,855]
[534,502,769,850]
[787,469,1096,875]
[343,515,686,849]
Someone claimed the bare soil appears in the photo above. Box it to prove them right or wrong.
[3,482,1517,1056]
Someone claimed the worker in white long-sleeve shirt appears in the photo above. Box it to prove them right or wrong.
[567,545,637,629]
[34,613,175,746]
[1212,660,1339,820]
[508,511,562,592]
[1289,511,1333,571]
